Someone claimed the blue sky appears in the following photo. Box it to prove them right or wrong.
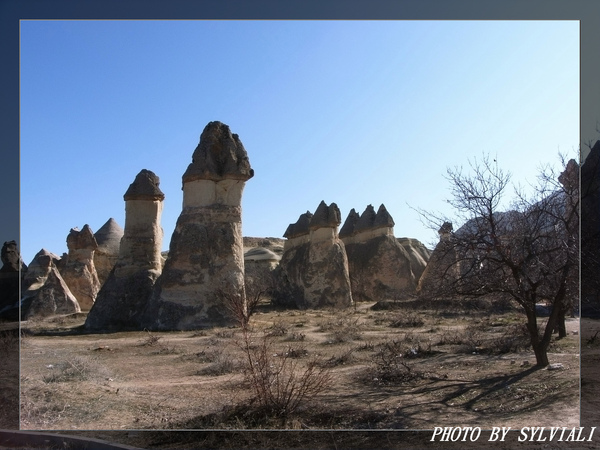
[20,20,579,265]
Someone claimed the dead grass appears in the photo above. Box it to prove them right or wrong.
[18,300,579,430]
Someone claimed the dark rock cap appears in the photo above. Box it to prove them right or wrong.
[94,218,124,253]
[309,201,341,230]
[558,159,579,190]
[124,169,165,201]
[67,225,98,251]
[339,208,360,238]
[355,204,377,233]
[182,121,254,184]
[374,204,395,228]
[284,212,313,239]
[439,221,453,235]
[1,240,21,272]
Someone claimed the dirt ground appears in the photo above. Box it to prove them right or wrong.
[19,299,580,437]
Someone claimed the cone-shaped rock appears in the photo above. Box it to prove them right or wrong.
[417,222,460,296]
[60,225,100,311]
[21,249,80,320]
[86,170,165,331]
[339,209,360,239]
[140,122,253,330]
[93,218,124,286]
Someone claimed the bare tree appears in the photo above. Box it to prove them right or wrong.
[417,154,578,367]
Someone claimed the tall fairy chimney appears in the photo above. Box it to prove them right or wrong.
[141,121,254,330]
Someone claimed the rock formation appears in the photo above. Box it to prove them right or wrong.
[93,218,124,286]
[275,201,353,309]
[85,170,165,331]
[140,121,254,330]
[397,237,431,282]
[340,204,417,302]
[20,249,80,320]
[60,225,101,311]
[0,241,26,320]
[416,222,460,296]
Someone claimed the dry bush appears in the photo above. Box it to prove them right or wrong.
[389,312,425,328]
[366,340,425,384]
[42,355,111,384]
[284,331,306,342]
[215,329,236,339]
[491,323,531,353]
[324,347,355,367]
[266,321,288,337]
[239,330,332,420]
[138,330,162,347]
[283,344,308,359]
[319,317,363,343]
[197,350,242,376]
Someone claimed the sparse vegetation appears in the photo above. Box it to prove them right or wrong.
[18,301,579,430]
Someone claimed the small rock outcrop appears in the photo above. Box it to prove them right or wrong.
[275,201,353,309]
[340,204,417,301]
[0,241,26,320]
[397,237,431,282]
[141,121,254,330]
[86,170,165,331]
[93,218,124,286]
[59,225,101,311]
[21,249,80,319]
[416,222,461,296]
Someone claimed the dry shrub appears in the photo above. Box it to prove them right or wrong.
[284,345,308,359]
[367,340,424,384]
[324,347,355,367]
[42,355,111,383]
[239,330,331,420]
[266,321,288,337]
[319,317,363,343]
[491,323,531,353]
[389,312,425,328]
[197,350,241,376]
[284,332,306,342]
[138,330,161,347]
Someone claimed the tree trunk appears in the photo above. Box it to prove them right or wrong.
[524,306,552,367]
[532,343,549,367]
[557,309,567,338]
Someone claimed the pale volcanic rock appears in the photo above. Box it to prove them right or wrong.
[341,204,417,301]
[275,201,353,309]
[397,237,431,282]
[21,249,80,319]
[60,225,100,311]
[86,170,165,331]
[93,218,124,286]
[141,122,253,330]
[417,222,460,296]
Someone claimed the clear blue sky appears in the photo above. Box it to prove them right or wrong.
[20,20,579,265]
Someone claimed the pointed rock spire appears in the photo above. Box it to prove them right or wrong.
[284,211,313,239]
[374,204,395,229]
[339,208,360,239]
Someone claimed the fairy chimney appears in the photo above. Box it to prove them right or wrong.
[85,169,165,331]
[93,218,124,286]
[60,225,100,311]
[141,121,254,330]
[275,201,353,309]
[340,204,417,301]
